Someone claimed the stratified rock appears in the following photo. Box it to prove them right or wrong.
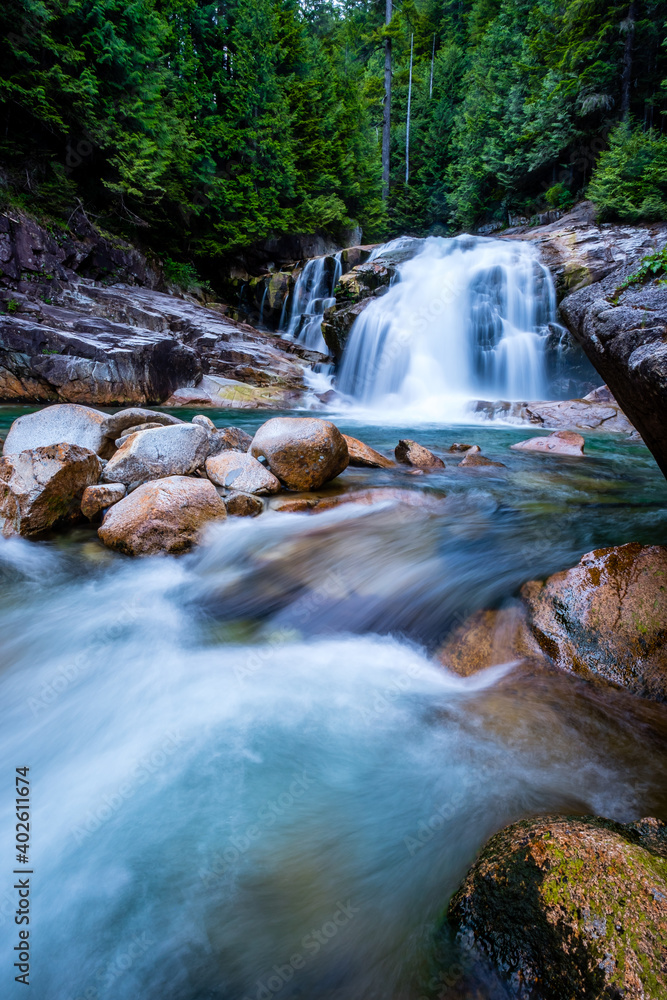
[521,542,667,701]
[321,298,374,359]
[0,443,101,537]
[511,429,585,456]
[205,451,281,495]
[395,439,445,470]
[342,434,395,469]
[448,814,667,1000]
[81,483,127,520]
[3,403,109,456]
[224,492,264,517]
[98,475,226,555]
[102,424,209,486]
[250,417,349,491]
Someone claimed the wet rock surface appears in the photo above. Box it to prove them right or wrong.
[439,543,667,703]
[0,442,101,537]
[98,475,226,555]
[448,814,667,1000]
[511,430,585,456]
[250,417,349,491]
[342,434,395,469]
[395,439,445,470]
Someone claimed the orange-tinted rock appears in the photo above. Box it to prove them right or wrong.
[205,451,280,494]
[458,451,506,468]
[438,607,542,676]
[98,475,226,555]
[0,443,102,537]
[250,417,349,491]
[273,498,317,513]
[447,442,474,453]
[511,429,585,456]
[342,434,395,469]
[395,439,445,469]
[448,815,667,1000]
[224,492,264,517]
[81,482,126,520]
[520,542,667,701]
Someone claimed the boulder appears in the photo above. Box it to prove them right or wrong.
[205,451,281,495]
[511,430,585,456]
[3,403,109,456]
[250,417,349,491]
[81,483,127,520]
[458,451,506,468]
[208,426,253,457]
[224,492,264,517]
[448,814,667,1000]
[102,408,182,440]
[322,298,374,359]
[448,443,474,453]
[438,543,667,702]
[395,439,445,470]
[0,443,101,537]
[98,475,226,555]
[520,542,667,702]
[342,434,395,469]
[101,424,209,487]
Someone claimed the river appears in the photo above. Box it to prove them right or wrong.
[1,405,667,999]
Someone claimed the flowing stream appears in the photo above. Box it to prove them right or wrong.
[282,253,343,353]
[1,404,667,1000]
[337,237,563,420]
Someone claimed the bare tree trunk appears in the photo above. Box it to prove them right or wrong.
[429,34,435,99]
[406,33,414,185]
[382,0,392,202]
[620,1,637,121]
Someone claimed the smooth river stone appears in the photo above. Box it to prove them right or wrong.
[250,417,349,491]
[205,451,281,495]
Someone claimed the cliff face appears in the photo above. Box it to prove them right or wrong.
[0,212,313,408]
[503,202,667,477]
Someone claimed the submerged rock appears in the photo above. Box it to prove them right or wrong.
[250,417,349,491]
[438,543,667,703]
[342,434,395,469]
[511,430,585,456]
[395,439,445,470]
[98,475,226,555]
[205,451,281,495]
[102,424,209,486]
[448,814,667,1000]
[0,443,101,537]
[81,483,127,520]
[521,542,667,701]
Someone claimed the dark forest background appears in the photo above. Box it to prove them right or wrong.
[1,0,666,270]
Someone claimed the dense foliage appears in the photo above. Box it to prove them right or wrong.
[1,0,666,264]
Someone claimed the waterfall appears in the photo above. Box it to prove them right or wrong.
[282,252,343,353]
[337,236,558,417]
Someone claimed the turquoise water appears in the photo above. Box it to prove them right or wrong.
[1,404,667,1000]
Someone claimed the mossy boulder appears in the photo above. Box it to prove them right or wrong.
[449,815,667,1000]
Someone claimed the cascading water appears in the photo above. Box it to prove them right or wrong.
[337,236,560,419]
[283,252,342,353]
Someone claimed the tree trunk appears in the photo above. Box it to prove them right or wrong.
[382,0,392,202]
[620,1,637,121]
[405,33,414,185]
